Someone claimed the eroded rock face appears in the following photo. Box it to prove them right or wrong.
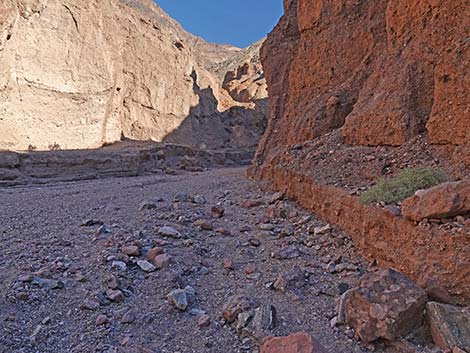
[254,0,469,169]
[0,0,267,151]
[402,180,470,221]
[344,269,427,343]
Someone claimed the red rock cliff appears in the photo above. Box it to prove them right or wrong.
[255,0,469,169]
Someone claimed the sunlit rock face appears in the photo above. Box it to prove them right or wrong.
[0,0,268,151]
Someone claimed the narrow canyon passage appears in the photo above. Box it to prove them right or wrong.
[1,167,375,353]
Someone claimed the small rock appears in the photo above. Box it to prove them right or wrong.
[271,246,300,260]
[81,219,103,227]
[96,314,108,326]
[193,219,212,230]
[111,261,127,271]
[158,226,181,239]
[259,223,275,231]
[313,224,331,236]
[31,277,64,290]
[153,254,172,269]
[96,225,111,235]
[384,205,401,217]
[241,200,263,209]
[223,295,253,323]
[139,201,158,210]
[81,298,100,311]
[215,227,231,236]
[146,247,164,261]
[269,192,284,204]
[122,245,140,257]
[198,315,211,327]
[244,264,257,275]
[168,289,189,311]
[174,192,193,203]
[210,206,225,218]
[237,305,277,341]
[223,258,234,270]
[121,310,136,324]
[249,238,261,247]
[106,289,124,302]
[137,260,156,272]
[194,195,207,204]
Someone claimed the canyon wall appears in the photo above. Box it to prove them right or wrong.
[254,0,469,169]
[0,0,267,151]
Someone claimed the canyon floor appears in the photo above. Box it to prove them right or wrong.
[0,166,434,353]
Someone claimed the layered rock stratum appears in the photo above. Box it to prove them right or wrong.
[0,0,267,151]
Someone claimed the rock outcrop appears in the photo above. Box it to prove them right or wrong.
[0,0,267,151]
[254,0,469,168]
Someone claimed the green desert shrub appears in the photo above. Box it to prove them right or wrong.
[359,168,451,205]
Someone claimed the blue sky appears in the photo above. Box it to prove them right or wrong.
[156,0,283,48]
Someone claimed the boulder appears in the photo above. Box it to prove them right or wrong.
[260,332,328,353]
[344,269,427,342]
[426,302,470,351]
[402,181,470,221]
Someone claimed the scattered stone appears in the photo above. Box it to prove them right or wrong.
[153,254,172,269]
[249,238,261,247]
[168,289,188,311]
[402,180,470,221]
[112,261,127,271]
[122,245,140,257]
[81,298,100,311]
[426,301,470,351]
[121,310,136,324]
[174,192,193,203]
[312,224,331,236]
[273,266,304,293]
[31,277,64,290]
[260,332,328,353]
[96,314,108,326]
[244,264,257,275]
[259,223,275,231]
[344,269,427,342]
[105,275,119,290]
[146,247,164,261]
[335,263,359,273]
[237,305,276,341]
[269,192,284,204]
[137,260,156,272]
[384,205,401,217]
[17,274,33,283]
[194,195,206,204]
[193,219,212,230]
[106,289,124,302]
[324,262,336,273]
[271,246,300,260]
[223,295,253,323]
[81,219,103,227]
[210,206,225,218]
[96,225,111,235]
[337,290,352,325]
[215,227,231,236]
[241,200,263,209]
[184,286,197,305]
[158,226,181,239]
[198,315,211,327]
[223,258,234,270]
[139,201,158,210]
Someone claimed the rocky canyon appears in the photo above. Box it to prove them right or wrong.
[0,1,469,353]
[0,0,267,151]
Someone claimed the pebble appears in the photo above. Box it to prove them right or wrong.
[139,201,158,210]
[96,314,108,326]
[198,315,211,327]
[122,245,140,257]
[259,223,275,231]
[137,260,157,272]
[121,310,136,324]
[168,289,189,311]
[174,192,193,203]
[194,195,207,204]
[153,254,172,269]
[111,261,127,271]
[215,227,231,236]
[211,206,225,218]
[146,247,164,261]
[269,192,284,204]
[223,258,234,270]
[244,264,257,275]
[81,298,100,311]
[158,226,181,239]
[106,289,124,302]
[193,219,213,230]
[241,200,263,209]
[271,246,300,260]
